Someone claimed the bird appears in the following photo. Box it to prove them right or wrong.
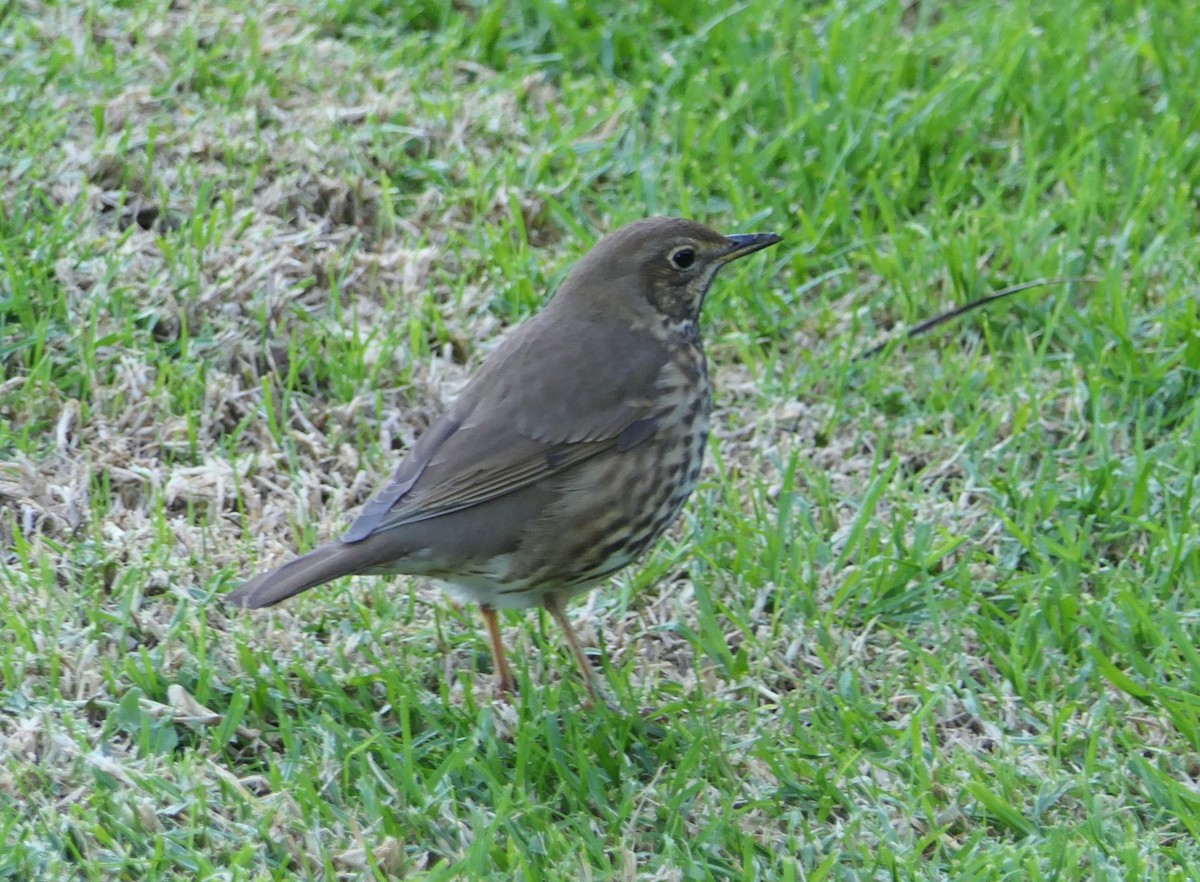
[226,217,782,698]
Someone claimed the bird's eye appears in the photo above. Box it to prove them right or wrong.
[669,247,696,270]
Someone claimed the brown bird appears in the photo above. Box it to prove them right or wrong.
[226,217,781,697]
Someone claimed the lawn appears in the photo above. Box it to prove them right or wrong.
[2,0,1199,879]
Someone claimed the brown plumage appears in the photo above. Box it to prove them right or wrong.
[226,217,781,697]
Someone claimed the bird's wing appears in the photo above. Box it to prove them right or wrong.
[342,314,669,541]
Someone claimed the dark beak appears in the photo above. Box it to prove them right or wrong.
[722,232,783,262]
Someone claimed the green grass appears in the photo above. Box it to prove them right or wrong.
[2,0,1199,878]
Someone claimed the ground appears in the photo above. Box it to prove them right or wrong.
[1,1,1199,879]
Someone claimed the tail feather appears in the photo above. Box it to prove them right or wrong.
[225,542,365,608]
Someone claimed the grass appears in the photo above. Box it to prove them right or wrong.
[2,0,1199,878]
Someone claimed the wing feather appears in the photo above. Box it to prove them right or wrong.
[342,310,669,542]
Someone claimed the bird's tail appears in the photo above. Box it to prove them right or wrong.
[224,542,367,608]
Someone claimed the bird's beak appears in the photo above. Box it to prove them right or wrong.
[721,232,783,262]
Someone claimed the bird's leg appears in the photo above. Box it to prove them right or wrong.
[479,605,515,696]
[544,592,598,702]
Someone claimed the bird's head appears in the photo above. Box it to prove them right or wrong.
[555,217,782,329]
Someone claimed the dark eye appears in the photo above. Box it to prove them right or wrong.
[669,247,696,270]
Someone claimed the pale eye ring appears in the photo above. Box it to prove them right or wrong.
[669,247,696,270]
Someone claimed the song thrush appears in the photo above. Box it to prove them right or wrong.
[226,217,782,697]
